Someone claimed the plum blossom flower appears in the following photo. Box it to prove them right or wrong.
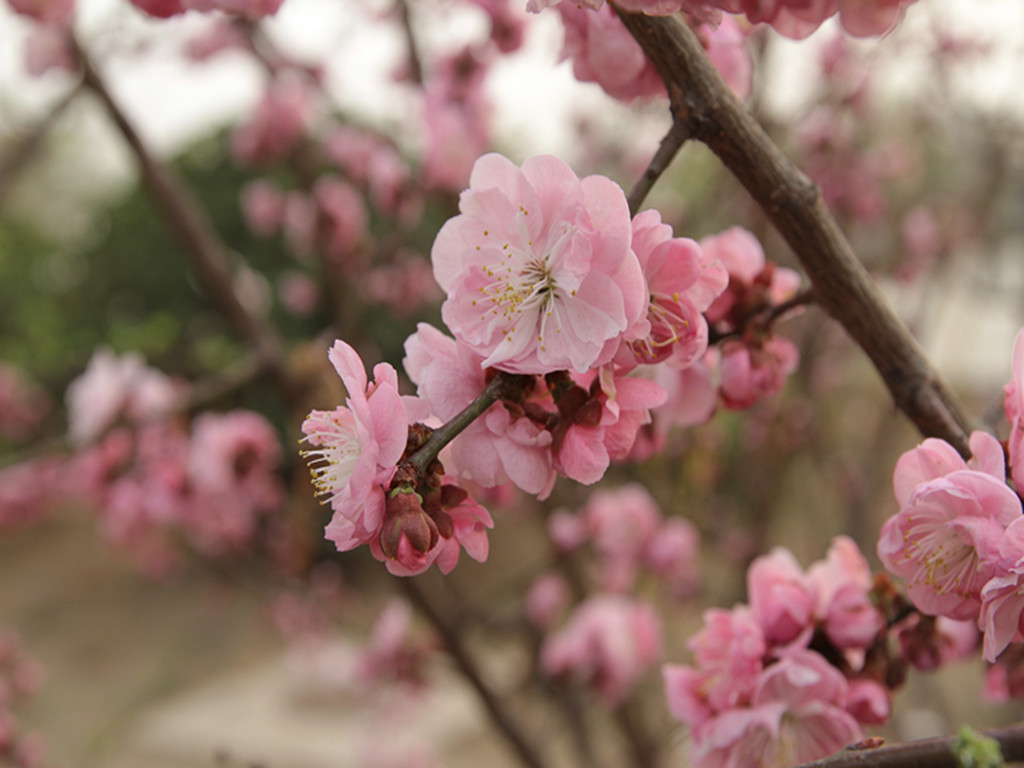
[525,572,570,629]
[549,367,666,484]
[403,323,555,497]
[625,210,728,367]
[1004,328,1024,490]
[878,431,1022,623]
[718,336,800,410]
[664,606,766,728]
[301,341,411,553]
[432,153,648,375]
[806,536,883,650]
[687,650,862,768]
[541,595,662,705]
[748,547,814,647]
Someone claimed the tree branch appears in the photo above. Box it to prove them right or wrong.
[627,118,691,217]
[615,8,973,457]
[400,577,552,768]
[794,723,1024,768]
[73,39,302,403]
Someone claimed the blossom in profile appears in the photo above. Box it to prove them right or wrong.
[432,153,648,375]
[625,209,728,367]
[301,341,411,553]
[878,431,1022,622]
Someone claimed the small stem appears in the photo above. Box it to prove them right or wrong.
[395,0,424,86]
[627,118,691,217]
[708,288,817,345]
[406,373,510,477]
[73,37,301,404]
[400,578,552,768]
[794,722,1024,768]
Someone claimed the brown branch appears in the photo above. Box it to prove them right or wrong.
[0,81,82,207]
[615,7,973,457]
[400,578,553,768]
[395,0,424,86]
[627,118,691,217]
[73,39,301,403]
[794,723,1024,768]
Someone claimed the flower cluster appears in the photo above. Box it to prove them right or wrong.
[302,153,745,575]
[664,537,889,767]
[548,483,700,596]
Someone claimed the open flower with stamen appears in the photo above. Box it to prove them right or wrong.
[878,431,1022,622]
[432,153,648,375]
[625,209,728,367]
[301,341,412,552]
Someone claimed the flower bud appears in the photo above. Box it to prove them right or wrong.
[381,487,439,558]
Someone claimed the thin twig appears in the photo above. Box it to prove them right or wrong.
[627,118,691,217]
[395,0,424,86]
[400,577,552,768]
[73,39,301,403]
[794,722,1024,768]
[0,81,83,206]
[405,373,513,476]
[614,7,973,457]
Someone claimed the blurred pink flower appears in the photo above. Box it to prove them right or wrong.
[432,153,648,375]
[748,547,813,647]
[241,179,286,238]
[556,3,665,103]
[8,0,73,24]
[718,336,799,410]
[541,595,662,705]
[65,347,182,446]
[231,77,312,166]
[806,536,883,650]
[0,365,49,443]
[525,572,570,629]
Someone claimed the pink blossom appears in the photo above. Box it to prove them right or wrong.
[127,0,184,17]
[556,3,666,103]
[314,176,368,261]
[845,679,889,726]
[551,367,666,484]
[185,19,248,60]
[240,179,286,238]
[718,337,800,410]
[432,153,648,375]
[582,483,662,592]
[0,459,62,530]
[0,365,49,443]
[525,572,570,629]
[541,595,662,705]
[748,547,813,647]
[625,209,728,367]
[714,0,915,38]
[1004,328,1024,490]
[277,271,321,316]
[301,341,411,553]
[185,410,284,549]
[806,536,883,650]
[878,431,1021,623]
[548,508,588,551]
[645,517,701,598]
[184,0,283,16]
[368,479,494,576]
[688,650,862,768]
[403,323,556,497]
[895,614,978,671]
[65,347,182,446]
[230,77,312,166]
[664,606,766,728]
[362,255,443,317]
[7,0,74,24]
[702,227,801,331]
[979,515,1024,662]
[700,15,752,101]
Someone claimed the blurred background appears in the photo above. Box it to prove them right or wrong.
[3,0,1024,766]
